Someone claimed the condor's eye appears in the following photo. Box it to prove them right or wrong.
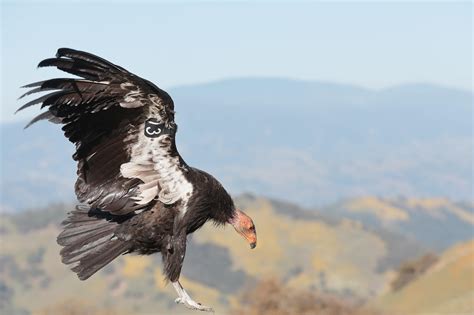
[249,226,255,232]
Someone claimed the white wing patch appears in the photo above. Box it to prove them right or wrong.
[120,122,193,215]
[119,82,145,109]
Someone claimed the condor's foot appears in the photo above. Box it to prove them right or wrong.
[175,296,214,312]
[172,280,214,312]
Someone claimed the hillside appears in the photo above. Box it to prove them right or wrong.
[374,240,474,315]
[0,195,435,315]
[321,196,474,251]
[2,78,472,211]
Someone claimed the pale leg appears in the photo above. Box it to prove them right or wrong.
[172,280,214,312]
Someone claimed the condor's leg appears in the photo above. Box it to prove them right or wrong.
[163,231,214,312]
[172,280,214,312]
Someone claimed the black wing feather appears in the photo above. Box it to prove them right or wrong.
[57,48,126,72]
[18,48,184,215]
[24,111,62,129]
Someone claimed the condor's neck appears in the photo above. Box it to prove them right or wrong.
[185,168,236,230]
[186,203,236,234]
[212,206,236,226]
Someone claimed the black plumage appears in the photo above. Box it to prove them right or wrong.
[18,48,257,311]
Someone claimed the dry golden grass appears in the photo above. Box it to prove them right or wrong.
[374,240,474,315]
[390,253,438,291]
[33,299,119,315]
[195,198,387,296]
[121,255,151,278]
[230,278,384,315]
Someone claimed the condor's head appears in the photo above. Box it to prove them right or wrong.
[229,209,257,249]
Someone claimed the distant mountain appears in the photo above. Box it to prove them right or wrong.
[1,78,472,211]
[320,196,474,252]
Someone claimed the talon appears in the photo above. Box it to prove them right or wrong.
[182,300,213,312]
[172,281,214,312]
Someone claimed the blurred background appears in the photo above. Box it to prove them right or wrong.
[1,1,472,315]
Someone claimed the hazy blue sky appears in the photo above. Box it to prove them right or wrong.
[1,1,472,122]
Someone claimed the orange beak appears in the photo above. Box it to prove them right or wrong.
[231,209,257,249]
[243,230,257,249]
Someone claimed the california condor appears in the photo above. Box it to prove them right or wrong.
[17,48,257,312]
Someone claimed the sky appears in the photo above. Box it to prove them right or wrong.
[1,1,472,122]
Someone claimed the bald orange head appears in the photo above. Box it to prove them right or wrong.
[230,209,257,249]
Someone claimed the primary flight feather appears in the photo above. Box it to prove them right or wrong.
[18,48,257,312]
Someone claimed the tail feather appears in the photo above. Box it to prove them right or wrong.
[58,221,112,244]
[60,227,116,258]
[72,241,129,280]
[58,205,132,280]
[62,233,115,265]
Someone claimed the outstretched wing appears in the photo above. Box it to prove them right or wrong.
[18,48,193,215]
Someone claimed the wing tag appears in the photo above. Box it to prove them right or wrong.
[144,119,174,138]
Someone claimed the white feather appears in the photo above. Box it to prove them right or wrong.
[121,121,193,215]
